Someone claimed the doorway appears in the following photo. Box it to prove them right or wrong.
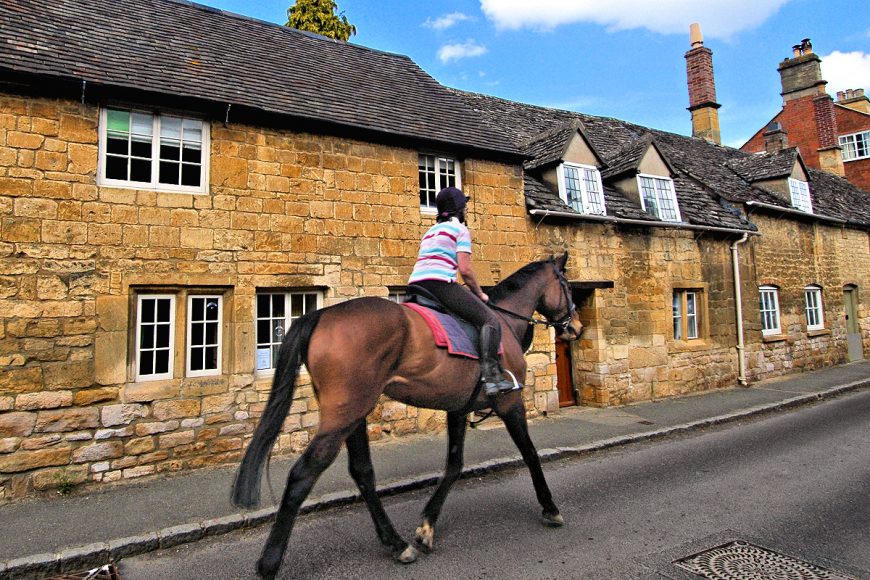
[555,338,575,407]
[844,285,863,361]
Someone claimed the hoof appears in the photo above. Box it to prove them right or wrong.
[542,512,564,527]
[397,544,418,564]
[414,521,435,553]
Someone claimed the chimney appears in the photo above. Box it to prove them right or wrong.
[778,38,826,102]
[836,88,870,114]
[814,94,845,176]
[763,122,788,153]
[685,23,721,144]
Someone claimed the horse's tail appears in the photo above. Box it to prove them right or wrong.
[232,308,325,509]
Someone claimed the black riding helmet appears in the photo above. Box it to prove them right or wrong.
[436,187,469,222]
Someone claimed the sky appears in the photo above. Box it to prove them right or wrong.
[201,0,868,148]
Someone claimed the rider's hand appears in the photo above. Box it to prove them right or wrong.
[479,292,489,303]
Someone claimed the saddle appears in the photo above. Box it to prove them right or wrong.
[402,285,485,359]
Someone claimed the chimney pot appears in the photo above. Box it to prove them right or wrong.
[689,23,703,48]
[792,45,803,58]
[836,91,845,101]
[801,38,813,54]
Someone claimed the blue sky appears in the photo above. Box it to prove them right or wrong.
[202,0,868,148]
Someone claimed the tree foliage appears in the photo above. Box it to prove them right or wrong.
[286,0,356,41]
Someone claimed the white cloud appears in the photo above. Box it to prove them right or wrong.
[424,12,470,31]
[821,51,870,96]
[438,40,487,63]
[479,0,790,38]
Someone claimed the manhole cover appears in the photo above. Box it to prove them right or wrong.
[44,563,121,580]
[674,540,856,579]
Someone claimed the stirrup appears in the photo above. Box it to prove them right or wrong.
[483,376,514,396]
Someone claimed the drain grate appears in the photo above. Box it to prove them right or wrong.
[44,563,121,580]
[674,541,856,580]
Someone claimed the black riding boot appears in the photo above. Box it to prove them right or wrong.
[479,324,514,396]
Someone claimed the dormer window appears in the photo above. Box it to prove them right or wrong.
[787,177,813,213]
[638,174,681,222]
[557,162,606,215]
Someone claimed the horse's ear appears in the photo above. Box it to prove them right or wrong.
[556,251,568,271]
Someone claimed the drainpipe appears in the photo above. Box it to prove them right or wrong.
[731,233,750,385]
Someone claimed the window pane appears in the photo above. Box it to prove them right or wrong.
[140,351,154,375]
[305,293,317,313]
[205,322,217,344]
[672,293,682,340]
[107,109,130,134]
[130,158,151,182]
[105,155,128,180]
[192,297,204,320]
[156,324,170,348]
[205,346,218,370]
[157,298,170,321]
[159,161,180,184]
[140,324,154,349]
[190,347,203,371]
[141,299,155,323]
[181,164,200,187]
[256,319,270,343]
[191,322,204,345]
[291,294,303,318]
[205,298,219,320]
[257,294,270,318]
[272,294,285,318]
[107,136,128,156]
[155,350,170,374]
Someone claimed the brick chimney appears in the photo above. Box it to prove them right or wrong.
[763,122,788,153]
[685,23,721,145]
[777,39,844,176]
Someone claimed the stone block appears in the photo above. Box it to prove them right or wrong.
[0,412,37,437]
[0,437,20,453]
[123,381,179,403]
[73,387,118,406]
[158,430,195,449]
[124,436,156,455]
[134,420,179,436]
[101,403,148,427]
[123,465,156,479]
[15,391,73,410]
[72,441,123,463]
[94,426,133,440]
[20,434,62,450]
[0,366,42,394]
[94,331,127,386]
[0,447,70,472]
[202,393,234,414]
[35,407,99,433]
[152,399,201,420]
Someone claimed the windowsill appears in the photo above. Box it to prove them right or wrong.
[97,180,208,196]
[762,333,788,343]
[842,157,867,163]
[807,328,831,337]
[420,207,437,215]
[670,339,710,352]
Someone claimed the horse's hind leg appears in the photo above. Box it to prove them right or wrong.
[415,410,468,552]
[492,393,564,527]
[345,419,417,563]
[257,426,352,580]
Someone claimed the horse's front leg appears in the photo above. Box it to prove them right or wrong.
[415,410,468,552]
[345,419,417,563]
[492,392,564,527]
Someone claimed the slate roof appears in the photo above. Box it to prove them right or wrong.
[725,148,801,182]
[521,120,603,171]
[455,90,870,230]
[0,0,520,159]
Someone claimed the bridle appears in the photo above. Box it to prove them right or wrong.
[488,261,576,335]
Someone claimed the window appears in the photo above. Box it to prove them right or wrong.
[638,175,681,222]
[387,289,407,303]
[187,295,222,377]
[673,290,700,340]
[839,130,870,161]
[759,286,781,336]
[787,177,813,214]
[136,295,176,381]
[256,291,321,371]
[99,108,208,193]
[804,286,824,331]
[419,154,461,210]
[557,163,606,215]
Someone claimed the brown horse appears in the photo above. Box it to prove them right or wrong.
[232,253,583,579]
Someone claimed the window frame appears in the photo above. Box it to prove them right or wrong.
[387,289,407,303]
[839,130,870,161]
[418,154,461,212]
[637,174,681,222]
[556,162,606,216]
[759,285,782,336]
[135,294,176,382]
[787,177,813,214]
[186,294,223,378]
[98,107,210,194]
[672,289,702,341]
[804,285,825,331]
[255,290,322,374]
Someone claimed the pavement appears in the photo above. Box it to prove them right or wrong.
[1,360,869,579]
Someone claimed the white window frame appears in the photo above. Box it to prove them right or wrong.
[557,162,606,215]
[186,295,223,377]
[839,130,869,161]
[98,107,210,194]
[418,154,461,212]
[135,294,176,381]
[673,289,700,341]
[804,285,824,331]
[387,289,407,303]
[759,286,782,336]
[787,177,813,214]
[255,290,322,373]
[637,174,681,222]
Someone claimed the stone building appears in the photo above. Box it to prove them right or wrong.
[1,0,869,500]
[741,39,870,192]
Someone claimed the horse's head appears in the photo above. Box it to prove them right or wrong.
[539,252,583,341]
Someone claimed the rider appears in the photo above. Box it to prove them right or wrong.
[408,186,514,396]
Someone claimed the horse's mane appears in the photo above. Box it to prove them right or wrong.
[488,259,550,303]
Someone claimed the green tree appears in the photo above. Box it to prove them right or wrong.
[286,0,356,41]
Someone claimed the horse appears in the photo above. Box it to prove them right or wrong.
[232,252,584,579]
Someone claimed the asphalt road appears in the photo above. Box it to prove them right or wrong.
[121,389,870,579]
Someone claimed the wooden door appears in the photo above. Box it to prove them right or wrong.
[844,286,863,361]
[555,339,576,407]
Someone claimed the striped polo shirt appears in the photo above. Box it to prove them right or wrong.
[408,218,472,284]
